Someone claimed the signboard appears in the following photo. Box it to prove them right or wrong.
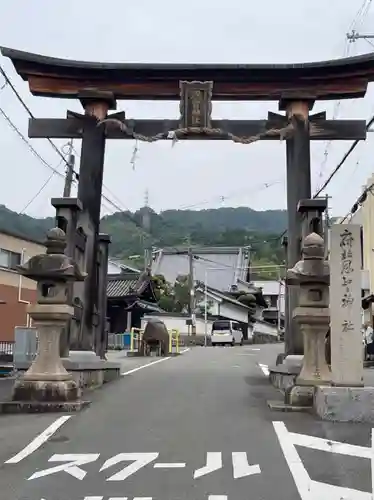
[330,224,363,385]
[179,81,213,129]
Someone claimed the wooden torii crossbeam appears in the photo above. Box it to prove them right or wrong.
[2,46,372,357]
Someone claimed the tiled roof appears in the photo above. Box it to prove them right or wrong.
[195,283,250,309]
[107,277,139,298]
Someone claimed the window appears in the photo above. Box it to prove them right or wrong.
[232,322,242,331]
[212,321,231,331]
[0,249,21,270]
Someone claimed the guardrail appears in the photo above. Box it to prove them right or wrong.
[130,328,144,352]
[169,329,180,354]
[108,327,181,355]
[0,341,14,355]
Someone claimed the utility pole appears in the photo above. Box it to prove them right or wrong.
[142,189,151,270]
[324,194,331,260]
[187,236,196,335]
[63,139,75,197]
[347,30,374,43]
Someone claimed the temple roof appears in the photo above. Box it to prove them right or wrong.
[2,46,374,101]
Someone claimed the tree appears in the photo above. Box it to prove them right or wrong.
[152,274,191,313]
[0,204,286,270]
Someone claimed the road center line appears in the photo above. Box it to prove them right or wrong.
[121,349,190,376]
[121,357,171,376]
[5,415,72,464]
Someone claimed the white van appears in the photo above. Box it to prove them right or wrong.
[211,320,244,346]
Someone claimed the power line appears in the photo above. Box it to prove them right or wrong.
[315,0,371,190]
[340,180,374,223]
[19,161,64,214]
[172,179,283,211]
[0,64,79,178]
[0,107,67,179]
[276,112,374,241]
[315,113,374,197]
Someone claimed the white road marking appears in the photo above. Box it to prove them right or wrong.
[153,462,186,468]
[289,429,371,458]
[249,348,260,351]
[231,452,261,479]
[194,452,222,479]
[84,497,104,500]
[121,358,171,376]
[100,452,159,481]
[371,429,374,497]
[208,496,227,500]
[273,421,371,500]
[120,348,190,376]
[29,453,99,480]
[108,497,128,500]
[258,363,270,376]
[5,415,72,464]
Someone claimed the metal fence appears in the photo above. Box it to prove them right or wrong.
[107,332,131,350]
[0,341,14,355]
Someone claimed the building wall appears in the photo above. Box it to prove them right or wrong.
[141,314,213,336]
[152,248,249,292]
[0,233,45,342]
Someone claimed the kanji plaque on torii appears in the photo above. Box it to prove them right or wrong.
[2,45,374,359]
[179,80,213,129]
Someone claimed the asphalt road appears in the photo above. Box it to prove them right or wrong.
[1,345,373,500]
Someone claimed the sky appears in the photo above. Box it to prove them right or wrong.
[0,0,374,220]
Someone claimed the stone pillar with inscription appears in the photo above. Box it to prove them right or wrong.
[329,224,363,386]
[314,224,374,423]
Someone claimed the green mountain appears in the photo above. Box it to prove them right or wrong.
[0,204,287,270]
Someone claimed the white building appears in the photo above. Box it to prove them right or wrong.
[152,246,250,292]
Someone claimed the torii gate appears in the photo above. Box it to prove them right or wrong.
[2,46,373,358]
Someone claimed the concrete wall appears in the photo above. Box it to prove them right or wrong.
[141,314,213,336]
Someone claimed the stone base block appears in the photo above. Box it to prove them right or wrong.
[16,359,121,390]
[0,399,90,414]
[314,385,374,423]
[253,332,279,344]
[267,400,312,412]
[12,378,80,402]
[269,363,299,392]
[284,355,303,370]
[285,385,314,407]
[275,353,286,366]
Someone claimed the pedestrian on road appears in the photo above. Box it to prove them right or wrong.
[364,321,374,360]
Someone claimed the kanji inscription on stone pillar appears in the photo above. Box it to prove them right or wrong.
[330,224,363,386]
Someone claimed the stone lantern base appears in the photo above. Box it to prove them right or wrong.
[12,378,79,403]
[0,304,90,414]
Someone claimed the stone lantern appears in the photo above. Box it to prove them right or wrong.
[286,232,331,395]
[10,227,87,411]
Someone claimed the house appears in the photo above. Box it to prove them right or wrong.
[252,280,285,326]
[195,283,253,325]
[0,229,45,342]
[152,246,250,292]
[107,258,141,275]
[106,269,164,333]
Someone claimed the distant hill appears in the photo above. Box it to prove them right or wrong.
[0,204,287,269]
